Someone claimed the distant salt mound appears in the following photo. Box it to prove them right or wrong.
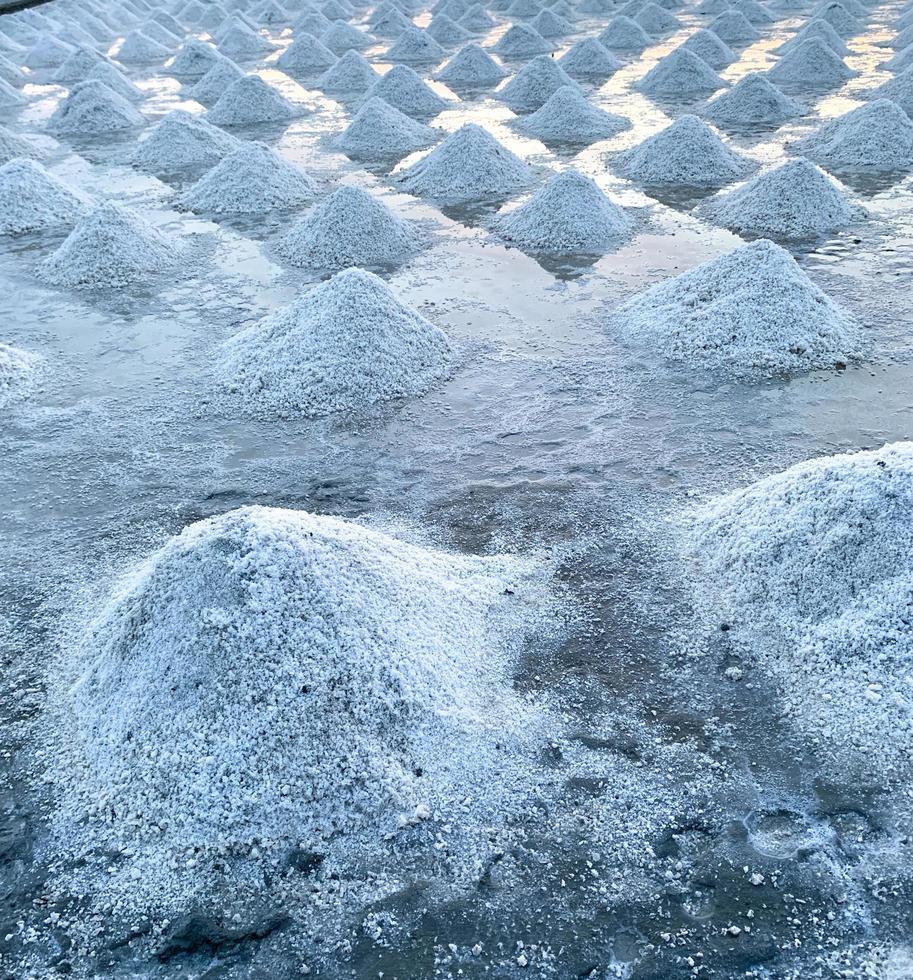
[615,114,753,184]
[131,109,241,172]
[0,342,41,407]
[0,125,43,165]
[707,10,759,44]
[400,122,532,204]
[188,59,245,104]
[436,42,507,87]
[732,0,774,23]
[815,0,858,36]
[881,44,913,74]
[295,10,333,36]
[494,24,552,57]
[427,14,471,46]
[699,158,865,239]
[179,141,316,214]
[170,39,227,77]
[508,0,542,18]
[701,72,802,127]
[24,36,74,69]
[371,5,414,37]
[517,85,629,144]
[338,96,438,159]
[636,49,726,97]
[768,37,855,86]
[322,23,371,55]
[558,37,622,80]
[85,63,144,104]
[499,54,579,112]
[792,99,913,172]
[777,17,849,57]
[0,78,25,109]
[0,158,87,235]
[277,33,337,74]
[318,50,378,95]
[868,65,913,117]
[680,28,736,70]
[387,26,447,64]
[610,238,860,373]
[48,81,144,136]
[207,75,299,126]
[494,169,633,254]
[219,22,274,60]
[364,64,449,118]
[531,8,572,38]
[54,45,109,83]
[0,53,28,88]
[460,4,495,32]
[635,2,679,35]
[689,442,913,782]
[117,29,169,63]
[38,201,183,289]
[598,15,651,51]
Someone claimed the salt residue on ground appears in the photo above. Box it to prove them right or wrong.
[0,341,42,407]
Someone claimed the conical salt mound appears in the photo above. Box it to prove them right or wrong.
[371,5,414,37]
[38,201,183,289]
[295,9,333,35]
[0,342,41,407]
[188,58,245,103]
[493,24,553,57]
[558,37,622,80]
[815,0,858,36]
[792,99,913,172]
[387,26,447,63]
[493,169,633,254]
[0,53,28,88]
[517,85,629,144]
[636,49,726,97]
[218,21,274,59]
[84,62,144,104]
[337,96,438,159]
[609,239,860,373]
[363,64,449,118]
[274,185,422,271]
[427,14,471,46]
[767,37,854,86]
[54,45,110,83]
[508,0,542,17]
[117,29,170,63]
[277,33,337,74]
[700,72,802,127]
[131,108,241,172]
[141,19,180,48]
[499,54,579,112]
[460,4,495,31]
[24,36,74,69]
[220,269,453,416]
[531,9,572,37]
[707,10,759,43]
[401,123,533,204]
[207,75,298,126]
[170,39,227,77]
[680,28,736,70]
[179,141,317,214]
[0,158,87,235]
[318,49,377,95]
[614,114,753,184]
[0,125,42,165]
[255,0,288,25]
[48,80,145,136]
[732,0,774,23]
[635,2,680,35]
[436,42,507,87]
[0,77,25,109]
[322,23,370,55]
[777,18,849,57]
[597,16,651,51]
[868,65,913,117]
[153,11,184,37]
[699,158,865,239]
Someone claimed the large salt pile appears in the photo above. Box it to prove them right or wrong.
[868,66,913,117]
[493,24,553,57]
[699,158,865,239]
[517,85,629,145]
[38,202,183,289]
[188,58,245,104]
[609,238,860,373]
[337,96,438,159]
[777,18,850,57]
[767,37,855,86]
[0,158,87,235]
[680,28,736,70]
[635,2,680,35]
[295,9,333,36]
[815,0,859,36]
[85,63,145,104]
[48,80,145,136]
[169,39,228,77]
[54,45,109,83]
[636,49,726,98]
[219,20,274,60]
[597,15,652,51]
[558,37,622,80]
[220,268,452,416]
[689,442,913,781]
[427,14,471,46]
[277,33,337,74]
[23,36,74,70]
[460,4,496,32]
[707,10,759,44]
[493,169,633,254]
[274,185,421,270]
[363,64,449,118]
[0,342,41,407]
[179,141,317,214]
[436,42,507,87]
[531,8,572,38]
[614,114,753,184]
[322,22,371,55]
[318,49,378,95]
[499,54,579,112]
[117,29,170,63]
[387,26,447,63]
[371,5,414,37]
[131,109,241,173]
[700,72,802,127]
[207,75,300,126]
[0,125,42,165]
[400,123,533,204]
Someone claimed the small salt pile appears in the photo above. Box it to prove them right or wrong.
[815,0,858,36]
[493,24,553,57]
[460,4,495,32]
[0,342,41,407]
[274,185,421,270]
[207,75,300,127]
[680,28,736,70]
[598,15,652,51]
[892,23,913,52]
[179,141,317,214]
[401,122,532,204]
[363,64,450,118]
[256,0,288,25]
[322,23,371,55]
[792,99,913,172]
[436,42,507,87]
[700,72,802,127]
[219,20,274,59]
[0,158,87,235]
[427,14,471,46]
[868,65,913,117]
[609,238,859,373]
[0,79,25,109]
[531,8,572,37]
[323,0,355,21]
[768,37,855,86]
[732,0,774,24]
[48,81,145,136]
[517,85,629,145]
[170,39,228,77]
[188,58,245,104]
[387,26,447,64]
[699,158,865,239]
[776,17,849,57]
[23,36,74,70]
[220,269,452,415]
[131,109,241,172]
[117,29,170,63]
[337,96,438,159]
[54,45,109,83]
[707,10,759,44]
[319,49,378,95]
[277,33,337,74]
[153,10,184,37]
[558,37,622,80]
[141,19,180,48]
[371,5,414,37]
[636,48,726,98]
[499,54,579,112]
[296,9,333,36]
[508,0,542,17]
[635,2,680,35]
[614,114,753,184]
[881,43,913,74]
[85,63,144,104]
[0,53,28,88]
[38,201,183,289]
[493,168,633,254]
[0,125,42,165]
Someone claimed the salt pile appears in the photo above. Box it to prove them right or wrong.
[154,11,184,37]
[558,37,622,80]
[170,40,228,77]
[48,81,145,136]
[0,78,25,109]
[493,24,553,57]
[0,125,42,165]
[0,158,87,235]
[256,0,288,25]
[277,33,337,74]
[635,49,726,97]
[707,10,760,44]
[131,109,241,172]
[517,85,629,144]
[436,42,507,87]
[23,36,74,69]
[188,59,245,104]
[337,96,438,159]
[699,158,865,239]
[274,185,421,270]
[614,114,753,184]
[531,9,572,37]
[38,202,183,289]
[141,19,180,48]
[363,64,449,118]
[635,3,680,35]
[815,0,858,36]
[0,342,41,407]
[206,75,299,126]
[597,16,652,51]
[319,50,378,95]
[700,72,802,127]
[179,141,317,214]
[54,45,109,83]
[85,63,144,104]
[680,28,736,70]
[371,5,414,37]
[322,23,371,55]
[400,122,533,203]
[117,29,170,63]
[219,21,274,60]
[427,14,470,46]
[777,18,850,57]
[732,0,774,24]
[460,4,495,31]
[689,442,913,781]
[220,269,452,416]
[609,239,860,373]
[322,0,355,21]
[493,169,633,254]
[296,10,333,36]
[499,54,579,112]
[0,53,27,88]
[868,66,913,117]
[387,26,447,64]
[508,0,542,17]
[792,99,913,172]
[882,44,913,74]
[768,38,855,86]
